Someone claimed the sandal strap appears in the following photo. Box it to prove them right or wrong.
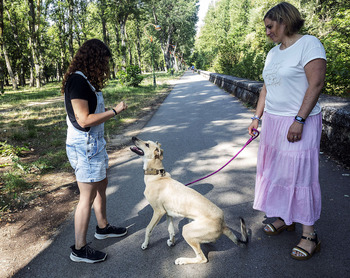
[292,246,311,257]
[301,234,318,243]
[266,223,277,232]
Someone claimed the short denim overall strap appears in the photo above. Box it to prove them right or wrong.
[68,71,105,136]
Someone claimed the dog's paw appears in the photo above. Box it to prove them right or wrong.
[175,258,186,265]
[167,239,175,247]
[141,243,148,250]
[175,257,208,265]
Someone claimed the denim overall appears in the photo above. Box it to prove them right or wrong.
[65,71,108,182]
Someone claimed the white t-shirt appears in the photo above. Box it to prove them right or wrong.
[262,35,326,116]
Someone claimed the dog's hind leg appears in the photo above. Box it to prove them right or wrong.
[166,215,176,247]
[174,221,209,265]
[141,209,165,250]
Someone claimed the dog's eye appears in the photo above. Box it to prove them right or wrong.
[145,143,149,148]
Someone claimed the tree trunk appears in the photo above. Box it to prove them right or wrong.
[68,0,74,61]
[57,5,65,80]
[160,25,174,72]
[135,22,142,69]
[114,23,121,73]
[99,1,115,78]
[126,32,132,64]
[19,62,25,86]
[2,43,17,90]
[29,55,34,87]
[5,6,23,88]
[28,0,41,88]
[119,15,128,69]
[0,0,4,94]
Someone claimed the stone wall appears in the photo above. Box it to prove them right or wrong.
[198,70,350,168]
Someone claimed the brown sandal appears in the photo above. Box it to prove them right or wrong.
[264,217,296,236]
[291,232,321,260]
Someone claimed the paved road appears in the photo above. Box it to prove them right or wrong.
[15,71,350,278]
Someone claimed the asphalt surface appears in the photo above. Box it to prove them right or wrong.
[14,71,350,278]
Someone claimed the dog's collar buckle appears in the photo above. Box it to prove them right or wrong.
[144,169,166,177]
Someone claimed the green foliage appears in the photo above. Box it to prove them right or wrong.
[117,65,144,87]
[321,9,350,97]
[0,172,31,212]
[194,0,350,98]
[0,142,29,157]
[1,172,29,193]
[1,0,194,93]
[116,70,127,85]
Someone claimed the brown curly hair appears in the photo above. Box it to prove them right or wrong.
[61,39,112,94]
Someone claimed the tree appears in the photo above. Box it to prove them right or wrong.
[67,0,74,61]
[5,0,28,87]
[0,0,346,96]
[145,0,198,72]
[0,0,4,94]
[28,0,43,88]
[193,0,349,97]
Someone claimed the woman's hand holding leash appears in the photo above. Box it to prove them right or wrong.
[248,117,260,137]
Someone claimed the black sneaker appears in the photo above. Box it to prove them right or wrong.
[70,243,107,263]
[94,223,127,240]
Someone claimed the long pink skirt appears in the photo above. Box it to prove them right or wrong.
[253,112,322,226]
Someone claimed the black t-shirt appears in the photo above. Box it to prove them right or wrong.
[64,73,97,132]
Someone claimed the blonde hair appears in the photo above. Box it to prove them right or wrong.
[264,2,304,36]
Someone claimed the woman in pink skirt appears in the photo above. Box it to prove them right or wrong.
[248,2,326,260]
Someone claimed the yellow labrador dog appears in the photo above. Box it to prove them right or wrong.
[130,137,248,265]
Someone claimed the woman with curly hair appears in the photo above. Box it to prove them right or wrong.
[62,39,128,263]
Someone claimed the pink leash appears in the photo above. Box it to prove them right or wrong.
[185,128,260,186]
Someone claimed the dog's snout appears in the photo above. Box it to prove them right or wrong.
[132,136,138,142]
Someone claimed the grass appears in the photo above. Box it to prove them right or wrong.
[0,71,183,213]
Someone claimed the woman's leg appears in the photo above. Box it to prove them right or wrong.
[292,225,318,257]
[74,181,98,249]
[92,177,128,239]
[93,177,108,229]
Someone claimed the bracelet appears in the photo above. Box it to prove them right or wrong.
[294,115,305,124]
[112,108,118,116]
[251,114,261,121]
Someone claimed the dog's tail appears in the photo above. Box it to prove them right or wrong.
[223,217,248,246]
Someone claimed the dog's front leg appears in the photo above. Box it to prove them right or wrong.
[166,215,175,247]
[141,210,165,250]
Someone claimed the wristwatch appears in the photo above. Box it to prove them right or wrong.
[294,115,305,124]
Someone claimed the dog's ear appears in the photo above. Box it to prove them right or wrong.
[156,141,161,148]
[154,148,163,160]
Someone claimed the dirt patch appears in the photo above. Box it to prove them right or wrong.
[0,90,170,278]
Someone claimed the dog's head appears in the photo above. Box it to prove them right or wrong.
[130,137,163,160]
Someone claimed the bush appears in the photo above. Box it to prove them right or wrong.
[117,65,144,87]
[1,172,29,193]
